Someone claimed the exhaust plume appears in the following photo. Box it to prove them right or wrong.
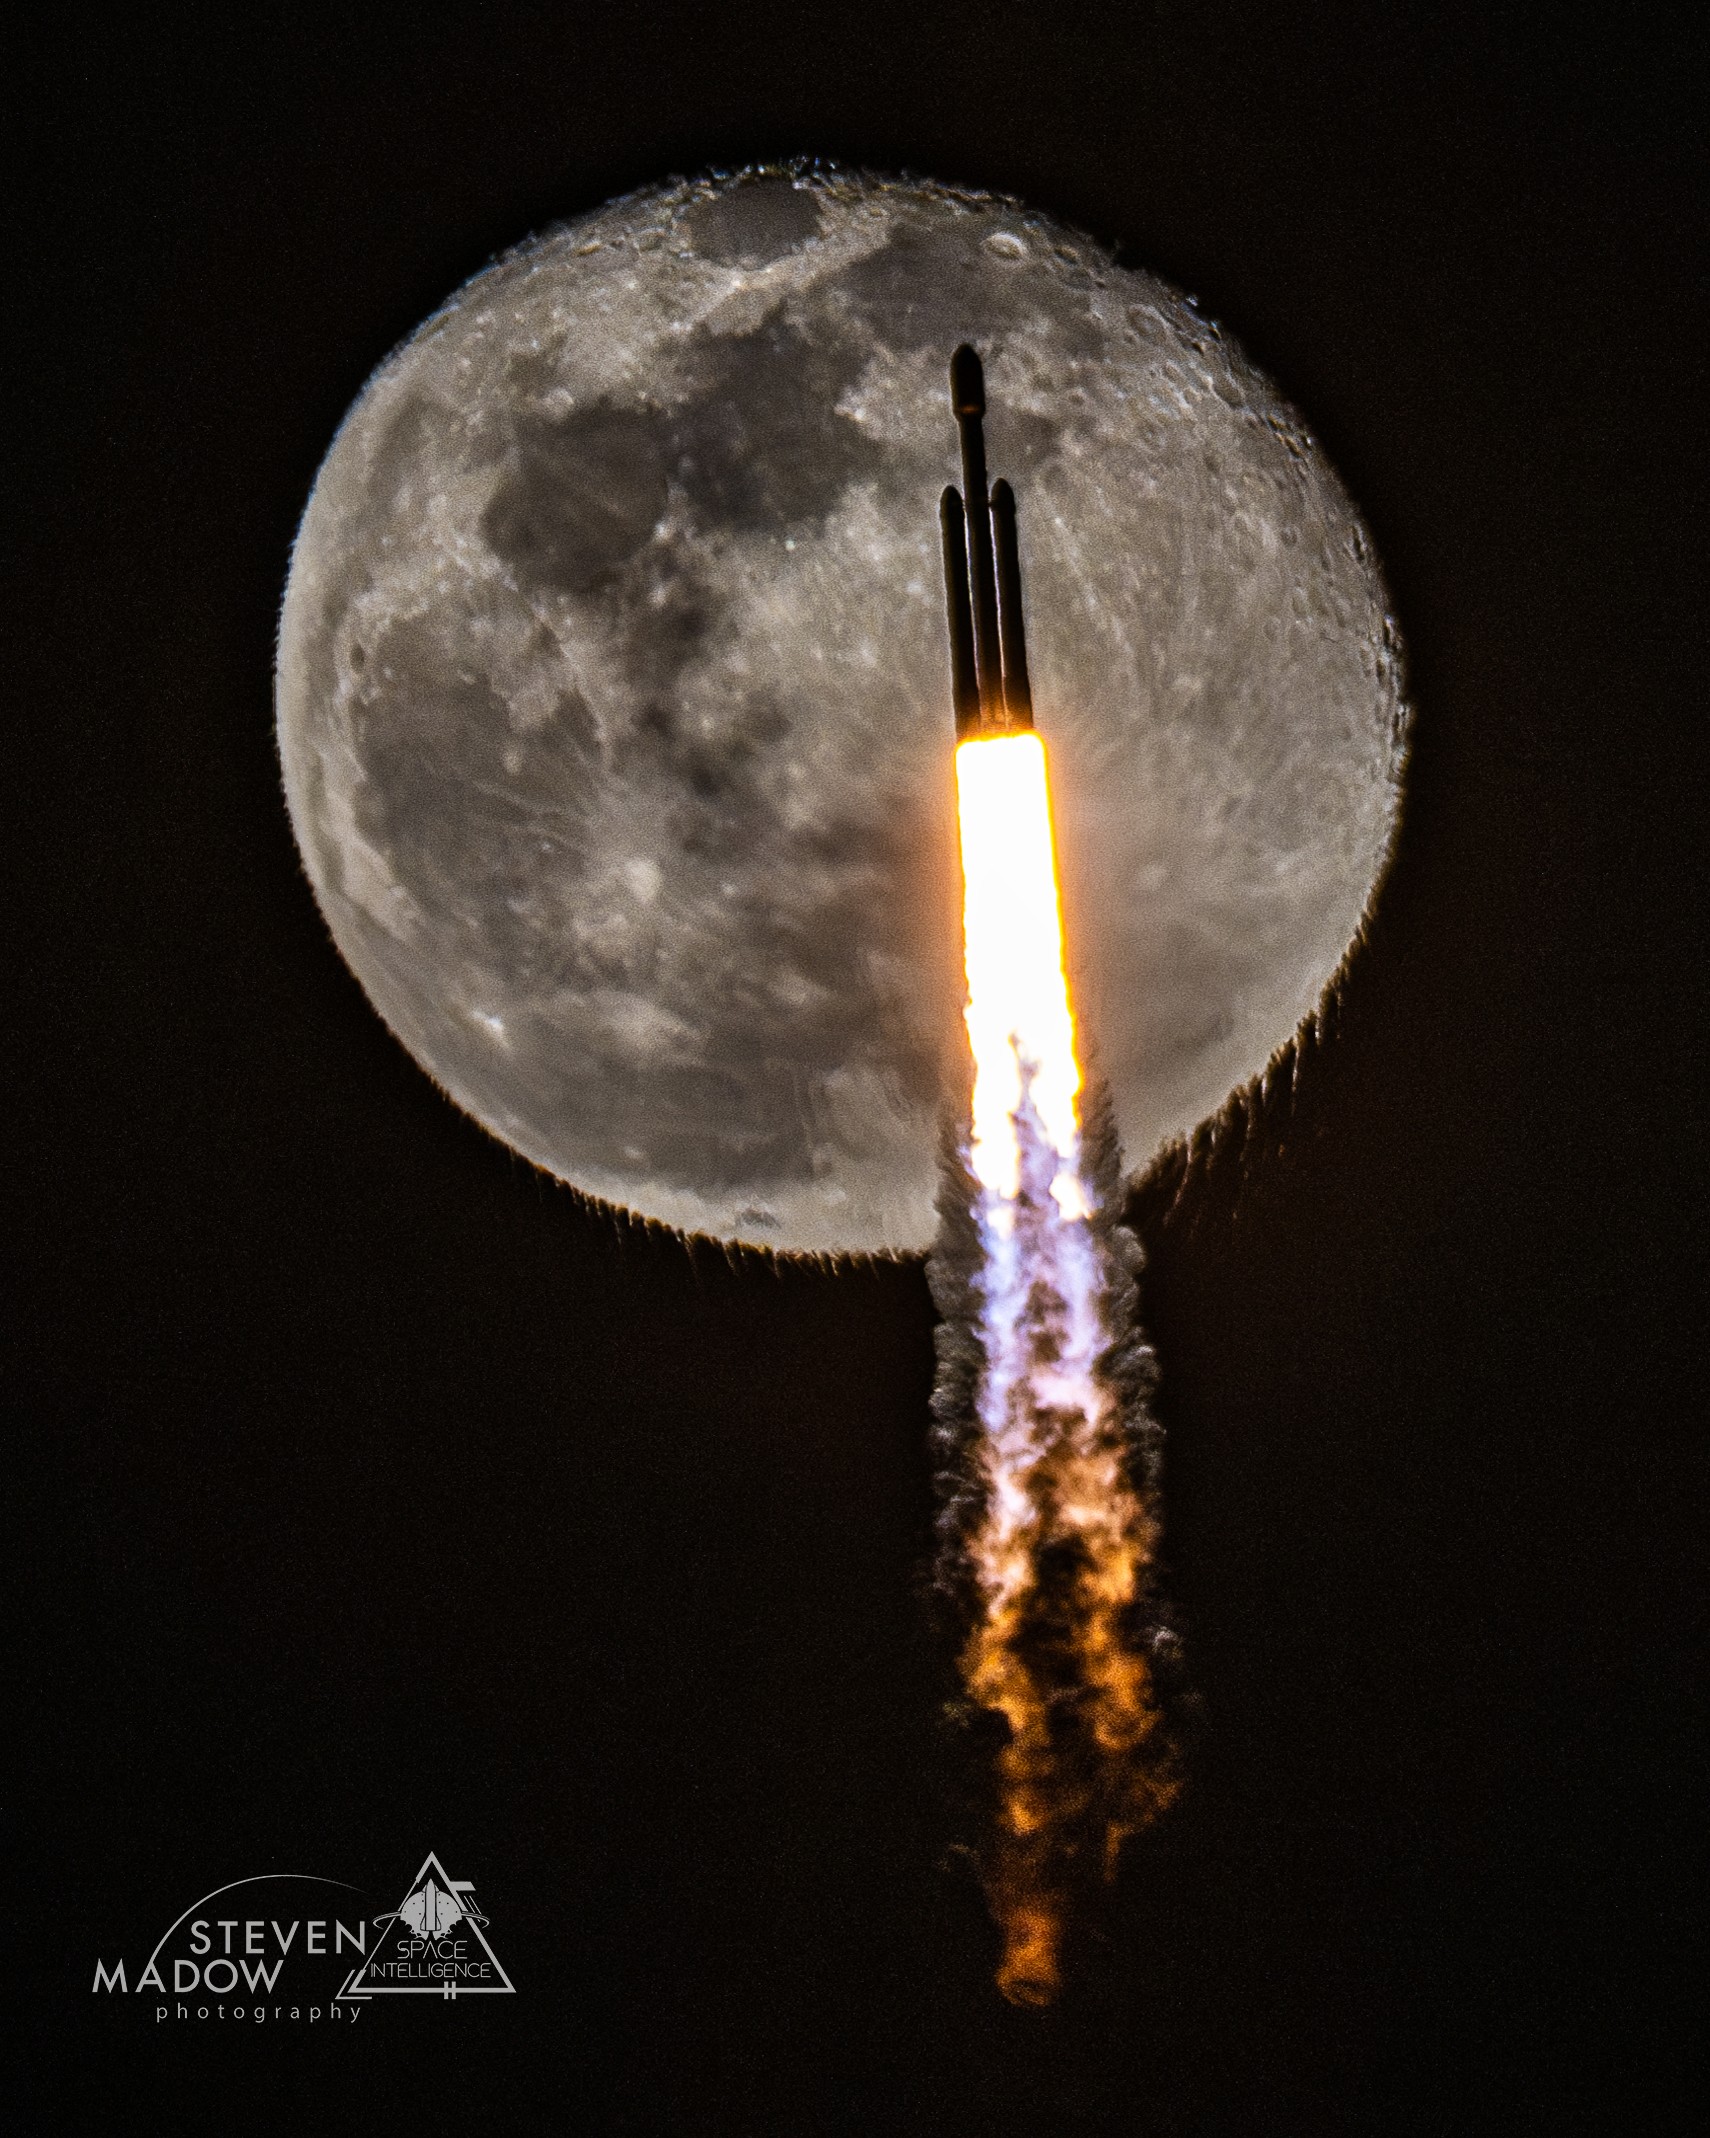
[933,730,1180,2005]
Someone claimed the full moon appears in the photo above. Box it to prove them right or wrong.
[277,170,1406,1254]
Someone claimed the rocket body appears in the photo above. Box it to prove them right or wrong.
[940,346,1033,739]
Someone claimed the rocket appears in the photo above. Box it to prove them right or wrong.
[941,344,1033,740]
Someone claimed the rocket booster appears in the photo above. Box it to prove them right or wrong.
[940,344,1033,740]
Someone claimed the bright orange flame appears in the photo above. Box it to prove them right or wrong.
[953,728,1176,2005]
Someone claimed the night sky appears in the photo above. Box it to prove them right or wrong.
[11,4,1705,2131]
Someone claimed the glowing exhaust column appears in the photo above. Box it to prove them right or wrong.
[937,342,1177,2009]
[954,730,1087,1224]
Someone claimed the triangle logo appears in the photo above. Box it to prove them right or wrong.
[338,1854,516,1999]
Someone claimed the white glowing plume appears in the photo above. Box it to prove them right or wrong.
[954,732,1087,1223]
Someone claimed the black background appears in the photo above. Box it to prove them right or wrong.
[9,3,1706,2131]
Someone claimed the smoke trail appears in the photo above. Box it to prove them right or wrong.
[931,1081,1180,2003]
[932,731,1180,2005]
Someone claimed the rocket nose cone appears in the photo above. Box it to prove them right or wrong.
[950,343,986,417]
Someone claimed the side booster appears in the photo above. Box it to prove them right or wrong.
[940,343,1033,740]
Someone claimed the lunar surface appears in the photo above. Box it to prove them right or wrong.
[277,169,1407,1254]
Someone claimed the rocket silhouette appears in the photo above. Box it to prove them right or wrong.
[940,344,1034,740]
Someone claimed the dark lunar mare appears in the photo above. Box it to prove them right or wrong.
[343,298,945,1203]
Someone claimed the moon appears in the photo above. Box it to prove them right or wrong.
[277,169,1406,1254]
